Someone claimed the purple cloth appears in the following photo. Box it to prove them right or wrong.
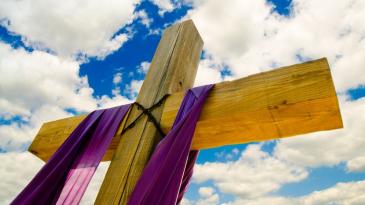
[128,84,214,205]
[12,104,131,205]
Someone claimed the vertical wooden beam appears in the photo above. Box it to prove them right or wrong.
[95,20,203,205]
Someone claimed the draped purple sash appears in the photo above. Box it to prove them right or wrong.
[128,84,214,205]
[12,84,213,205]
[12,104,131,205]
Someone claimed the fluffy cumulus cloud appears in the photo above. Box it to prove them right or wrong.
[0,42,97,117]
[194,59,225,87]
[2,0,365,204]
[196,187,220,205]
[0,152,43,204]
[225,180,365,205]
[347,156,365,173]
[0,151,110,204]
[151,0,177,15]
[181,187,220,205]
[124,79,144,99]
[135,10,153,28]
[0,42,131,151]
[0,42,87,150]
[186,0,365,92]
[193,144,308,199]
[0,0,137,199]
[113,73,123,85]
[189,145,365,204]
[0,0,140,58]
[0,105,72,151]
[137,61,151,74]
[182,0,365,203]
[0,41,132,203]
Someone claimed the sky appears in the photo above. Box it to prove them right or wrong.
[1,0,365,204]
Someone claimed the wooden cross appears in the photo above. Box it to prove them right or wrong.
[28,20,343,204]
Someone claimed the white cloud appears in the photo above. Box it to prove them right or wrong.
[185,2,365,200]
[194,59,225,87]
[214,148,240,161]
[2,0,365,204]
[0,152,43,204]
[0,105,71,151]
[113,73,123,85]
[181,198,193,205]
[193,144,308,199]
[347,156,365,173]
[137,61,151,74]
[135,10,153,28]
[187,0,271,63]
[225,180,365,205]
[0,0,136,198]
[0,151,111,205]
[0,42,97,118]
[0,42,131,151]
[196,187,220,205]
[186,0,365,91]
[0,0,140,58]
[112,73,123,96]
[0,42,94,150]
[98,94,132,109]
[124,80,143,99]
[198,187,215,198]
[151,0,176,16]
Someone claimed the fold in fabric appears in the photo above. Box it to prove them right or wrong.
[12,104,131,205]
[128,84,214,205]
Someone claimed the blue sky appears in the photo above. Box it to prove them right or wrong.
[1,0,365,204]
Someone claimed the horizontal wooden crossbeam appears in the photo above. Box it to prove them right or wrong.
[28,58,343,162]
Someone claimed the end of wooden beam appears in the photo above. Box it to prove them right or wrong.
[179,19,203,44]
[190,57,344,149]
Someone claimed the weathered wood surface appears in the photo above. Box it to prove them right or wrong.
[94,20,203,204]
[29,58,343,162]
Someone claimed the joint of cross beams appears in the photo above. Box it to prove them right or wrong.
[122,94,170,137]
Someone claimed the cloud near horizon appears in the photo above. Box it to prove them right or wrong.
[0,0,365,204]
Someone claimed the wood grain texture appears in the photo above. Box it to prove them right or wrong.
[95,20,203,205]
[162,58,343,149]
[29,58,343,162]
